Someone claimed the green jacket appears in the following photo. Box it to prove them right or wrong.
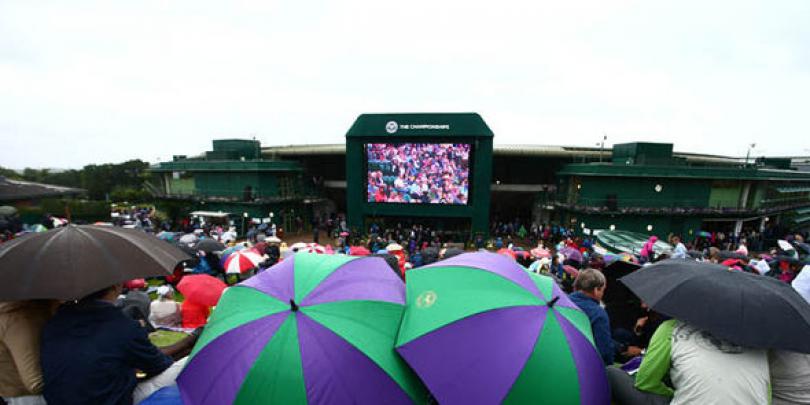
[634,319,676,397]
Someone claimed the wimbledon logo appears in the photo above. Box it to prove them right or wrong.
[385,121,399,134]
[415,290,437,309]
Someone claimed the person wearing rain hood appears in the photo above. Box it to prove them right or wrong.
[640,236,658,264]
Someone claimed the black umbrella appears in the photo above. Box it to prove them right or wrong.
[443,247,465,259]
[421,247,439,265]
[0,225,190,300]
[193,238,226,253]
[620,259,810,353]
[718,250,748,260]
[687,250,705,259]
[174,240,198,256]
[604,260,641,300]
[603,260,643,331]
[772,255,801,264]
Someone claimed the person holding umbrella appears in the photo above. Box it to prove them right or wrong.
[607,260,795,405]
[769,267,810,405]
[40,284,202,405]
[607,318,770,405]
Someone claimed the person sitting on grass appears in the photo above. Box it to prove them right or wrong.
[41,284,202,405]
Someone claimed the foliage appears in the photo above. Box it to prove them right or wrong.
[0,166,22,180]
[2,160,150,201]
[109,187,151,203]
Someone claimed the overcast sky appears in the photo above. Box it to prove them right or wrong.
[2,0,809,169]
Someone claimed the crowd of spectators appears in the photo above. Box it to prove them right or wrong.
[366,143,470,204]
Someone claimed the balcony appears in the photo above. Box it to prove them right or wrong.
[555,196,810,217]
[145,182,323,205]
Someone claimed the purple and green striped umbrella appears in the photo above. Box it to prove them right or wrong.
[177,253,427,404]
[396,252,610,405]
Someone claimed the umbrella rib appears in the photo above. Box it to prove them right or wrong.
[93,226,181,273]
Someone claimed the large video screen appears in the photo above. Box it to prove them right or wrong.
[366,143,471,205]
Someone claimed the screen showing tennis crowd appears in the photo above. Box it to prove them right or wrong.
[366,143,471,205]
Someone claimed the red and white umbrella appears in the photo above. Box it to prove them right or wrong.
[223,249,263,274]
[300,243,326,254]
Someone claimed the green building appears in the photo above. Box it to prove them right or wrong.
[344,113,494,236]
[555,142,810,239]
[147,117,810,240]
[149,139,322,232]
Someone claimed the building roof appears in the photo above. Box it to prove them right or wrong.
[261,143,746,165]
[557,163,810,181]
[345,113,494,138]
[0,177,86,202]
[151,159,302,172]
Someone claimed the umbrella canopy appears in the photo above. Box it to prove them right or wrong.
[443,247,465,259]
[349,246,371,256]
[339,231,350,237]
[620,259,810,353]
[0,225,189,300]
[289,242,308,250]
[687,250,705,259]
[223,249,264,274]
[421,247,439,265]
[174,241,198,257]
[178,233,198,245]
[562,264,580,278]
[496,248,517,260]
[718,250,748,260]
[530,247,551,259]
[0,205,17,217]
[156,231,176,241]
[386,243,404,252]
[267,236,282,244]
[298,243,326,254]
[220,244,247,262]
[194,238,226,253]
[395,252,609,404]
[559,247,584,263]
[177,254,427,404]
[602,261,643,333]
[778,239,796,253]
[772,255,801,264]
[602,261,640,306]
[177,274,227,307]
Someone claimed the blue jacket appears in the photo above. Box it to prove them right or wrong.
[41,300,173,405]
[569,291,614,365]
